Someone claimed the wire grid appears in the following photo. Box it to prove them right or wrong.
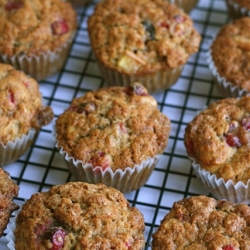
[0,0,231,249]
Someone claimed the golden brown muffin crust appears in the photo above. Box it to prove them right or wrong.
[0,63,54,144]
[15,182,145,250]
[152,195,250,249]
[211,17,250,91]
[0,0,77,56]
[184,96,250,184]
[0,168,19,237]
[55,83,171,170]
[88,0,201,75]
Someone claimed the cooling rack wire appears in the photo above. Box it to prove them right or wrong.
[0,0,231,249]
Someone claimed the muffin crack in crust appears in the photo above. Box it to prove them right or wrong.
[55,83,171,170]
[15,182,145,250]
[152,195,250,249]
[184,96,250,184]
[87,0,201,75]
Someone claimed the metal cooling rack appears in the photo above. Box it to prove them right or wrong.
[1,0,231,249]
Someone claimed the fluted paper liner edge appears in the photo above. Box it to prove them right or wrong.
[55,139,160,193]
[207,41,250,98]
[0,129,36,166]
[0,33,75,82]
[190,157,250,204]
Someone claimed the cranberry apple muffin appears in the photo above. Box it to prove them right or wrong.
[0,63,54,165]
[184,96,250,203]
[0,0,77,81]
[14,182,145,250]
[0,168,19,237]
[87,0,201,93]
[55,82,171,193]
[225,0,250,19]
[208,17,250,97]
[152,195,250,249]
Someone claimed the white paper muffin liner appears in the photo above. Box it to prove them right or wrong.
[55,136,160,193]
[191,157,250,204]
[0,129,36,167]
[0,33,75,82]
[6,203,23,250]
[225,0,250,19]
[168,0,199,13]
[96,60,183,94]
[207,42,250,98]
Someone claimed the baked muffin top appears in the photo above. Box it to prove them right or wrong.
[0,63,54,144]
[184,96,250,184]
[0,168,19,237]
[15,182,145,250]
[0,0,77,56]
[211,17,250,91]
[87,0,201,75]
[55,83,171,171]
[152,195,250,249]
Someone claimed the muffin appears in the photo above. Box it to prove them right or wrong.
[0,0,77,81]
[0,63,54,166]
[225,0,250,19]
[11,182,145,250]
[207,17,250,97]
[152,195,250,249]
[87,0,201,93]
[54,82,171,193]
[167,0,199,13]
[184,96,250,203]
[0,168,19,237]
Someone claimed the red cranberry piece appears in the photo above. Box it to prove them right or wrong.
[51,20,69,35]
[125,242,132,249]
[89,151,110,171]
[124,83,148,96]
[46,227,66,250]
[8,90,15,104]
[242,116,250,131]
[225,133,241,148]
[173,15,185,23]
[185,139,194,156]
[222,245,234,250]
[34,220,53,239]
[5,0,23,11]
[119,123,127,133]
[160,22,169,29]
